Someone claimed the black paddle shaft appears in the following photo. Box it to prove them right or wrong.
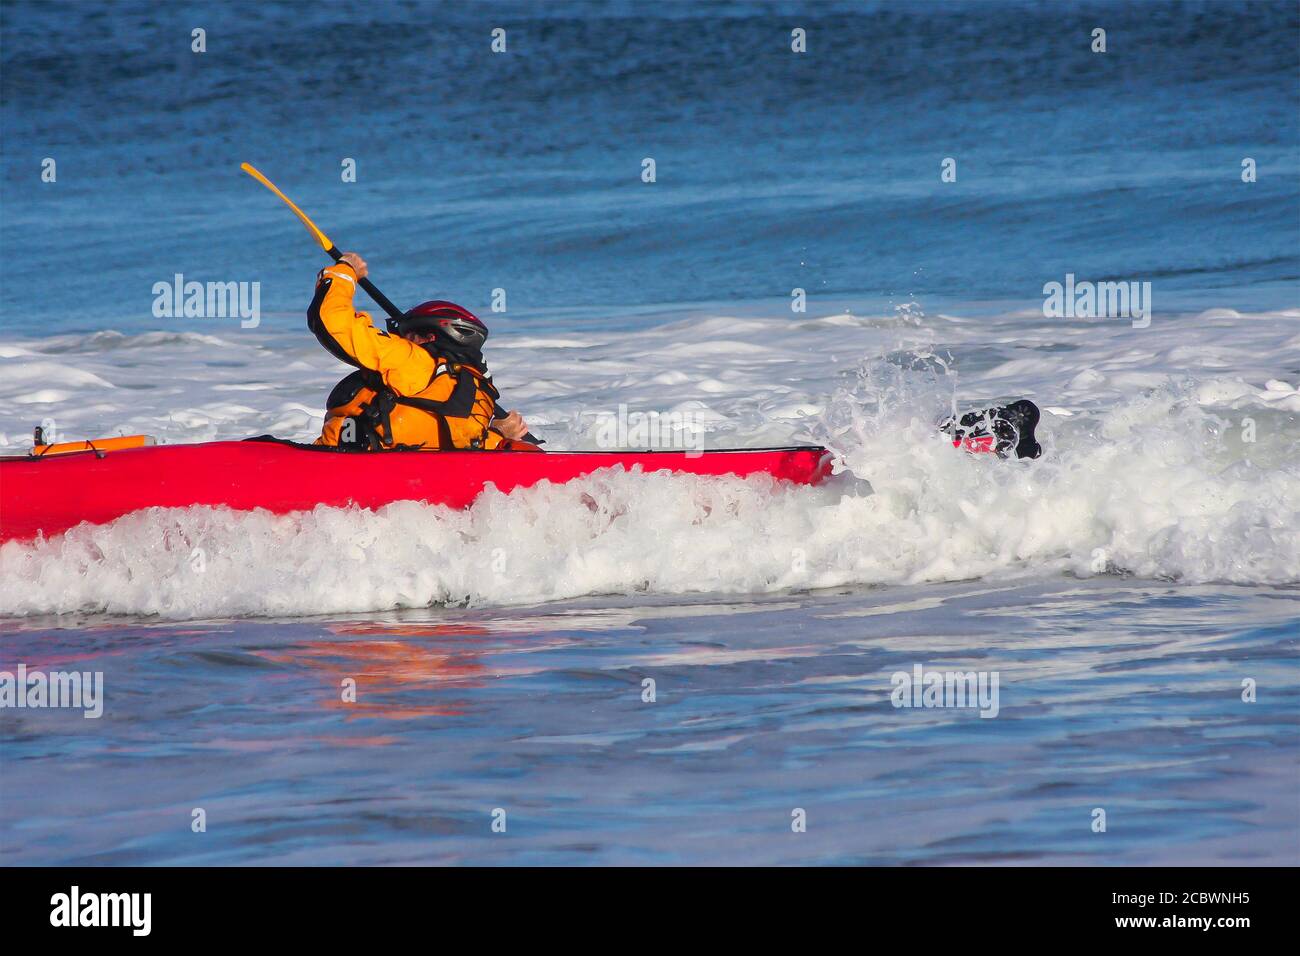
[325,245,404,321]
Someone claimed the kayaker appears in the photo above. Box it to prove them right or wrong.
[940,399,1042,459]
[308,253,532,450]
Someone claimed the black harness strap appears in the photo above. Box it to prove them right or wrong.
[433,412,454,450]
[392,379,476,418]
[359,391,396,450]
[328,358,498,451]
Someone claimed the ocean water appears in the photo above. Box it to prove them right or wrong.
[2,582,1296,866]
[2,0,1298,330]
[1,0,1298,865]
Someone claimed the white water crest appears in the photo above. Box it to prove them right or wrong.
[2,306,1297,617]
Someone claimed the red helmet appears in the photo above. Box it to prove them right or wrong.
[389,300,488,348]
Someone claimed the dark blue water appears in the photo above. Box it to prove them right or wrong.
[2,0,1297,334]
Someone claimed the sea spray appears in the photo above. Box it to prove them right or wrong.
[3,381,1296,618]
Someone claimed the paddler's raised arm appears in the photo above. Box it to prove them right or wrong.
[305,253,434,395]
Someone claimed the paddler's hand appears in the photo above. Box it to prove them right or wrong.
[495,410,529,441]
[339,252,368,279]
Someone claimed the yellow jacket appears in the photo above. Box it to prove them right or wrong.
[308,262,502,450]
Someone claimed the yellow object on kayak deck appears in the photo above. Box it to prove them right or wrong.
[31,435,156,458]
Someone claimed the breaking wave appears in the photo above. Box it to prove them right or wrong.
[3,377,1296,619]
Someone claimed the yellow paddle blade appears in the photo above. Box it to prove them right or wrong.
[240,162,335,253]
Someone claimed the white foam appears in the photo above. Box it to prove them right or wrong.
[3,377,1296,618]
[1,304,1297,616]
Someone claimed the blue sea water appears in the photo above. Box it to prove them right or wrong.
[1,0,1297,333]
[3,580,1297,865]
[1,0,1298,867]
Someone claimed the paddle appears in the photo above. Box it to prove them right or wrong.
[241,163,405,323]
[240,163,540,444]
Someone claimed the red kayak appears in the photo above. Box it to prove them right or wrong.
[0,439,833,544]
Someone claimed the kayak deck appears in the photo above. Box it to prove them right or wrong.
[0,439,833,543]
